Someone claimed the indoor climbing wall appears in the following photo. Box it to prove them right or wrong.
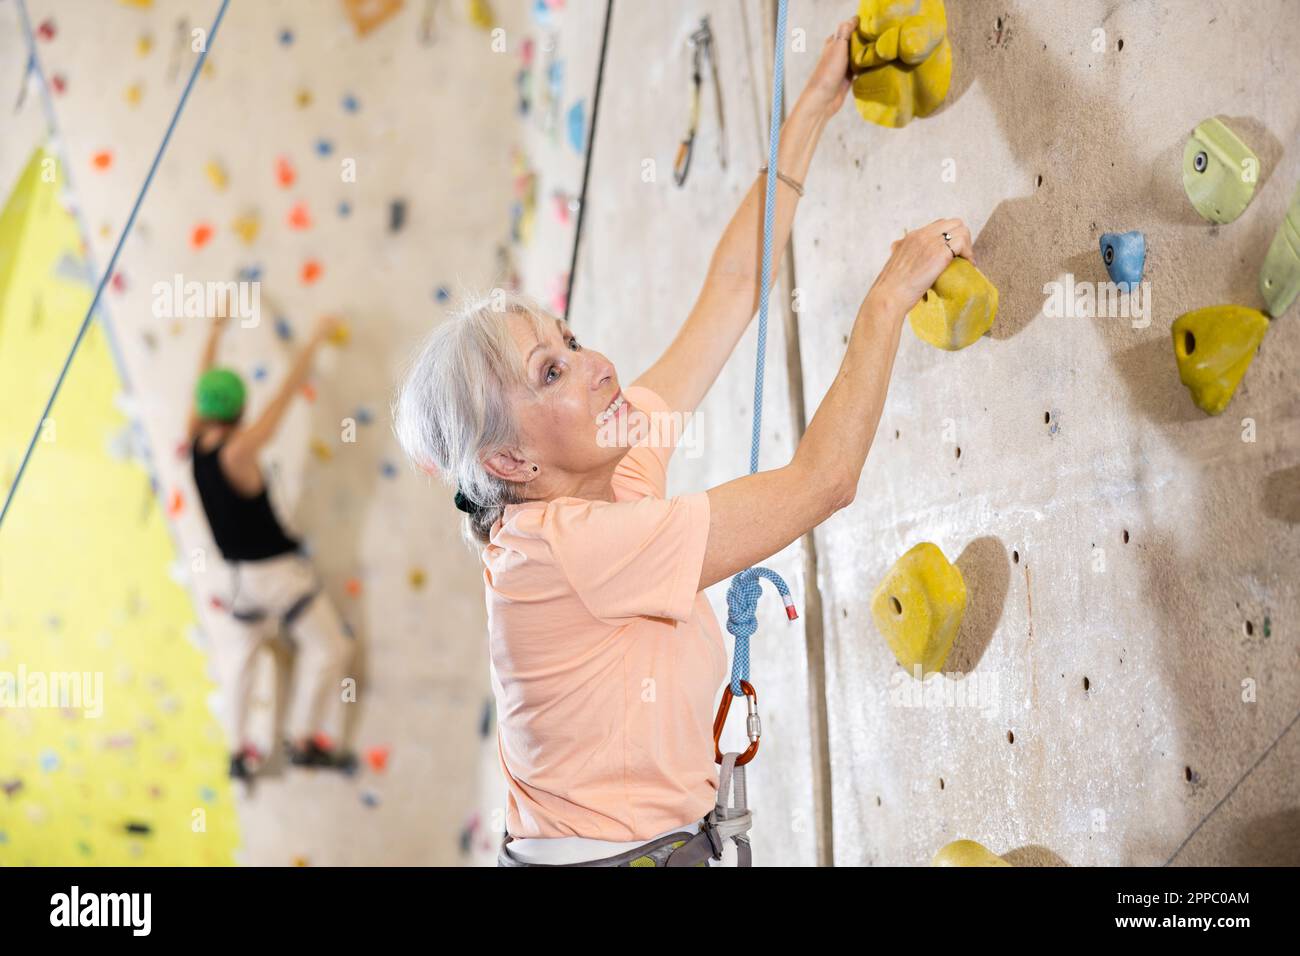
[0,147,240,865]
[2,0,527,865]
[782,0,1300,865]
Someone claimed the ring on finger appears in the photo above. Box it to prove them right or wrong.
[941,231,956,257]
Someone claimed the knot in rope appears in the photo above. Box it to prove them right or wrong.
[725,566,797,695]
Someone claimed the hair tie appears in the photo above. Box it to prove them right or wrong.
[453,487,487,516]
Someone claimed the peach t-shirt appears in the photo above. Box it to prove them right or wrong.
[482,384,728,841]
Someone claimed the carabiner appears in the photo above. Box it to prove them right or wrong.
[714,679,761,766]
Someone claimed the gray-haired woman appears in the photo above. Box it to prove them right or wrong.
[394,16,973,867]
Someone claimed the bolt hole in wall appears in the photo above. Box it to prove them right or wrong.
[1245,620,1254,636]
[1117,38,1124,51]
[890,596,903,616]
[1044,411,1051,424]
[1122,529,1130,544]
[1036,174,1043,188]
[954,446,962,459]
[1083,676,1091,693]
[1012,549,1020,564]
[1007,731,1015,745]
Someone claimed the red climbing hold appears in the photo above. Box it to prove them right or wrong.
[365,746,390,772]
[275,155,296,188]
[287,201,312,230]
[190,222,214,249]
[300,259,322,284]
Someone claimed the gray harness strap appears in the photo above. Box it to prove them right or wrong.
[227,564,320,631]
[667,751,752,867]
[496,751,755,868]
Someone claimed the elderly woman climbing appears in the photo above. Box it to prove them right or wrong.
[394,14,973,867]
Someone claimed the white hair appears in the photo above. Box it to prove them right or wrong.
[393,289,553,546]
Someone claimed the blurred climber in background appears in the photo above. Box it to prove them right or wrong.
[395,15,973,867]
[189,297,355,781]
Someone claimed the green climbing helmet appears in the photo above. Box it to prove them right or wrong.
[196,367,246,422]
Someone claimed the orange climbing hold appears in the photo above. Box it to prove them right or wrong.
[91,150,113,171]
[190,223,214,249]
[343,0,405,37]
[301,259,323,284]
[275,155,296,188]
[366,746,391,772]
[287,201,312,230]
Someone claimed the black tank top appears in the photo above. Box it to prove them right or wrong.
[191,437,299,561]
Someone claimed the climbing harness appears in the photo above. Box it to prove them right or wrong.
[673,17,728,187]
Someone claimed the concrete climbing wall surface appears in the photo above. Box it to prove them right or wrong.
[784,0,1300,865]
[2,0,527,865]
[564,0,822,865]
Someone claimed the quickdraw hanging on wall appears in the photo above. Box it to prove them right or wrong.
[673,17,727,188]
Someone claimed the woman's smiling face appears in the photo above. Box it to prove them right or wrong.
[498,309,630,484]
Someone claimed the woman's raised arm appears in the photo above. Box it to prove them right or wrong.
[632,17,858,416]
[699,218,973,591]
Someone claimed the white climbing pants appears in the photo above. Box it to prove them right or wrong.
[216,552,353,749]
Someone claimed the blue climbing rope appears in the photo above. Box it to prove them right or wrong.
[725,0,796,696]
[0,0,232,533]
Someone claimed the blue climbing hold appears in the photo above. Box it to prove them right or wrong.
[355,406,374,426]
[252,364,268,382]
[315,138,334,157]
[338,200,352,218]
[237,264,261,282]
[341,93,359,113]
[1099,230,1145,292]
[435,285,451,303]
[279,28,293,46]
[274,316,293,341]
[380,460,398,479]
[567,99,586,154]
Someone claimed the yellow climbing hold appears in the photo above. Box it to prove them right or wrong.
[231,213,260,245]
[204,161,228,192]
[310,438,333,461]
[907,257,998,350]
[932,839,1011,867]
[468,0,496,30]
[136,33,153,56]
[1171,305,1269,416]
[326,320,351,346]
[409,568,427,590]
[296,88,313,109]
[124,83,143,106]
[871,542,966,676]
[850,0,952,128]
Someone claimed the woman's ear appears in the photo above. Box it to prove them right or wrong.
[482,449,535,483]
